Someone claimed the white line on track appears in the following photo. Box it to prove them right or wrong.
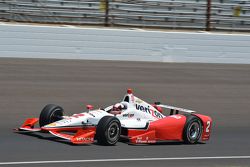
[0,156,250,165]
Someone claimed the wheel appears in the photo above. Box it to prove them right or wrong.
[39,104,64,127]
[183,116,202,144]
[96,116,121,146]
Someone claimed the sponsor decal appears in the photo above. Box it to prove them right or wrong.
[135,104,163,119]
[56,114,85,124]
[122,113,134,118]
[75,137,93,142]
[136,137,155,143]
[47,123,57,127]
[57,119,72,124]
[135,104,151,113]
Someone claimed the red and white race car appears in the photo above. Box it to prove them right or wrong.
[16,89,212,145]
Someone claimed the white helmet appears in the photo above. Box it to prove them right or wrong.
[113,103,125,111]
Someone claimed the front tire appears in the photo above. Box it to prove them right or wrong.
[96,116,121,146]
[183,116,202,144]
[39,104,64,127]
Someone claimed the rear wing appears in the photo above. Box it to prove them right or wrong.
[157,104,196,114]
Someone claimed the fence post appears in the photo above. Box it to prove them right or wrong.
[104,0,109,26]
[206,0,211,31]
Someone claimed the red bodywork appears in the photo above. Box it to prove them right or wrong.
[128,114,212,144]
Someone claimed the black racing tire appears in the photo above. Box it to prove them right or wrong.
[183,115,202,144]
[96,116,121,146]
[39,104,64,127]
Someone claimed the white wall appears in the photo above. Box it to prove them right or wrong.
[0,23,250,64]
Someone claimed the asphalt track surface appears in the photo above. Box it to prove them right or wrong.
[0,58,250,167]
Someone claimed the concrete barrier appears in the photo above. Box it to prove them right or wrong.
[0,23,250,64]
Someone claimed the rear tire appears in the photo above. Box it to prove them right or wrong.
[183,116,202,144]
[39,104,64,127]
[96,116,121,146]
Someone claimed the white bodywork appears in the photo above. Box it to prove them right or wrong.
[44,92,195,129]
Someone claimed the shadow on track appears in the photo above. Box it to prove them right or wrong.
[15,132,205,146]
[119,137,205,146]
[15,132,92,146]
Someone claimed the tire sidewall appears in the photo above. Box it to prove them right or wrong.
[104,118,121,145]
[96,116,121,145]
[183,116,202,144]
[39,104,63,127]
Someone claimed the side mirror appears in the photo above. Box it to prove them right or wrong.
[86,105,94,110]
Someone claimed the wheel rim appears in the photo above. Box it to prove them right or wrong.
[107,122,120,144]
[188,122,200,140]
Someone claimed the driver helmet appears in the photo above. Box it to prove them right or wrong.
[112,103,125,111]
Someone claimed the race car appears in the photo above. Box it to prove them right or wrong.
[16,89,212,145]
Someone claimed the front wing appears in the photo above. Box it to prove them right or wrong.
[16,118,96,144]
